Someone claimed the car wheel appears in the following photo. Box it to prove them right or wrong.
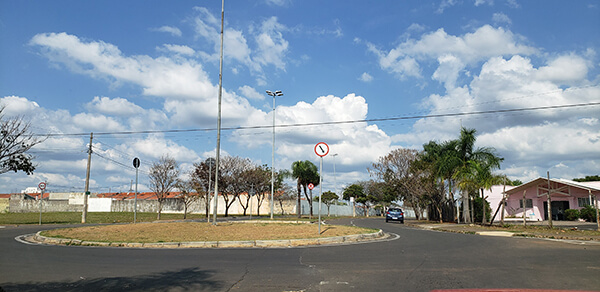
[400,220,404,224]
[385,219,388,222]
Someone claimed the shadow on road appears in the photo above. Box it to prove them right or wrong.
[0,267,222,292]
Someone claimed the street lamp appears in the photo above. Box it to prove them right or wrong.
[266,90,283,219]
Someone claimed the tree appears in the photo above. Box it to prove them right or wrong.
[274,183,295,215]
[220,155,252,217]
[0,105,44,175]
[320,191,338,216]
[148,155,180,220]
[290,160,320,218]
[190,160,215,221]
[573,175,600,182]
[239,164,270,216]
[175,179,199,219]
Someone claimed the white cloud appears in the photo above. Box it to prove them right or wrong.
[492,12,512,26]
[158,44,195,56]
[151,26,182,37]
[30,32,216,100]
[238,85,264,100]
[235,94,393,172]
[369,25,537,81]
[0,95,40,116]
[254,17,289,71]
[85,96,144,116]
[359,72,373,82]
[475,0,494,6]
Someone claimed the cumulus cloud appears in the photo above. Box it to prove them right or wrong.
[234,94,393,170]
[368,25,537,81]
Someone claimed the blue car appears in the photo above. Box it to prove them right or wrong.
[386,207,404,223]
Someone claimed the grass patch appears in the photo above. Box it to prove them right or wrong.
[40,222,377,243]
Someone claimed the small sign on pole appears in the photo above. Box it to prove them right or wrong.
[314,142,329,235]
[308,183,314,190]
[38,182,46,225]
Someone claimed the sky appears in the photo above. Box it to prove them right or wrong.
[1,0,599,194]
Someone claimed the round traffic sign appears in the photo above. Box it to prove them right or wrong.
[314,142,329,157]
[38,182,46,190]
[308,183,314,190]
[133,157,140,169]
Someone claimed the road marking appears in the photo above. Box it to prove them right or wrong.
[15,234,40,245]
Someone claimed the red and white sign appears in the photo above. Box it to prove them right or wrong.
[308,183,314,190]
[314,142,329,157]
[38,182,46,190]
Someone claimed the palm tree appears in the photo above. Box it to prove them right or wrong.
[290,160,320,218]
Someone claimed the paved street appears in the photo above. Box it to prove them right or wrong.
[1,218,599,291]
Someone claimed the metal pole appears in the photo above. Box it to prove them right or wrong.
[82,132,93,224]
[134,166,138,223]
[207,160,212,223]
[271,93,275,220]
[39,189,43,225]
[318,156,323,235]
[213,0,225,226]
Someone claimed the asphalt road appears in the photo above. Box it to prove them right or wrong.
[1,218,599,292]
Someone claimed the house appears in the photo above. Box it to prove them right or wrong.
[485,178,600,222]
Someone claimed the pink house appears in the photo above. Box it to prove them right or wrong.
[485,178,600,222]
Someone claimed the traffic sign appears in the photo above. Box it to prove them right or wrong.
[314,142,329,157]
[38,182,46,190]
[308,183,314,190]
[133,157,140,169]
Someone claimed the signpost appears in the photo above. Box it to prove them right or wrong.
[133,158,140,223]
[314,142,329,235]
[38,182,46,225]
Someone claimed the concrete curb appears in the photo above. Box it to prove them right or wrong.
[32,229,386,249]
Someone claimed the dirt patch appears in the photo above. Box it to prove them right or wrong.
[41,222,376,243]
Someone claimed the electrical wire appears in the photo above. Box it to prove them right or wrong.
[36,101,600,137]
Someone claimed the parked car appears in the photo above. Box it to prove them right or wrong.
[386,207,404,223]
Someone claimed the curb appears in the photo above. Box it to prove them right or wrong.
[32,229,386,249]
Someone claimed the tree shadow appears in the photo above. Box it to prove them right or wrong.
[0,267,222,292]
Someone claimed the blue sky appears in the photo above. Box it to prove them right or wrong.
[1,0,599,194]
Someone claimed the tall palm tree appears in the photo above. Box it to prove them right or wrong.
[290,160,319,218]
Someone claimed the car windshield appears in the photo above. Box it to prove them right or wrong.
[389,209,401,212]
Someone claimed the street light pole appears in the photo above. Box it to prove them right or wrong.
[266,90,283,220]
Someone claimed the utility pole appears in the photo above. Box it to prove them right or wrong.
[547,171,553,228]
[82,132,93,224]
[213,0,225,226]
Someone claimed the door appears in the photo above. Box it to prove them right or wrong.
[543,201,570,221]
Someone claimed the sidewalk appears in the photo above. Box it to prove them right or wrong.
[406,220,600,242]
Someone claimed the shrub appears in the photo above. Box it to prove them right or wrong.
[564,209,580,221]
[579,205,597,222]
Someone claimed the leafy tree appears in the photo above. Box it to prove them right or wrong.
[290,160,320,217]
[0,105,44,175]
[573,175,600,182]
[320,191,338,216]
[369,149,421,216]
[239,164,270,216]
[148,155,180,220]
[220,155,253,217]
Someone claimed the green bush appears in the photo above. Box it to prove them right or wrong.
[579,205,597,222]
[564,209,580,221]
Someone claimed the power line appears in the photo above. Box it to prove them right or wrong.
[36,101,600,137]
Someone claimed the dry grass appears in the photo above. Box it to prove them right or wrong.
[42,222,376,243]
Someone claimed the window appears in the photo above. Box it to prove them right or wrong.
[578,197,591,207]
[520,199,533,208]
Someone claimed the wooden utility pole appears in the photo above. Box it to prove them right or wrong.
[546,172,553,228]
[82,133,92,224]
